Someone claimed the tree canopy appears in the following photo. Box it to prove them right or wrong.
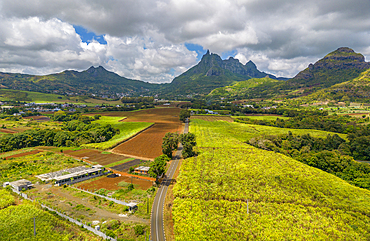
[162,132,179,158]
[149,154,170,178]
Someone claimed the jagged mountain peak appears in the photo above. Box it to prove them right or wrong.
[86,65,108,73]
[167,51,279,95]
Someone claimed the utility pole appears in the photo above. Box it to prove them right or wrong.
[247,199,249,214]
[33,217,36,236]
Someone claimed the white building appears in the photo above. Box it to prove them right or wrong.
[4,179,33,191]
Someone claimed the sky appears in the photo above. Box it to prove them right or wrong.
[0,0,370,83]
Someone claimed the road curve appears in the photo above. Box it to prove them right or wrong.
[150,121,189,241]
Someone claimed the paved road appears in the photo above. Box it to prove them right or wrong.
[150,120,189,241]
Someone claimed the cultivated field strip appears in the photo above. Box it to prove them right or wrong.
[113,123,181,159]
[64,149,132,165]
[110,159,142,172]
[191,115,234,122]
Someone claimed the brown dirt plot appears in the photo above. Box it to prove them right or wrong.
[0,129,17,134]
[63,149,132,166]
[76,175,153,191]
[5,150,44,159]
[111,108,183,159]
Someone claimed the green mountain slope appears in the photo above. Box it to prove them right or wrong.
[208,77,283,98]
[302,68,370,102]
[173,119,370,240]
[164,50,282,96]
[0,66,160,96]
[284,47,370,93]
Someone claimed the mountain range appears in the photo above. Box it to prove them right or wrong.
[163,50,287,96]
[0,66,156,97]
[208,47,370,100]
[0,47,369,101]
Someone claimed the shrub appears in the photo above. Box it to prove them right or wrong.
[134,225,145,235]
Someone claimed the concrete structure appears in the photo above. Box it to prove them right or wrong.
[4,179,33,191]
[54,165,105,186]
[36,165,107,186]
[134,166,150,175]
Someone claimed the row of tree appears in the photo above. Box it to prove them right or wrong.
[148,132,197,178]
[0,121,119,152]
[162,132,196,158]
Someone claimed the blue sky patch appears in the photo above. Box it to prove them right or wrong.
[185,43,207,61]
[74,25,107,45]
[221,50,237,60]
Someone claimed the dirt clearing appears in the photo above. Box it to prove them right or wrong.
[76,175,153,191]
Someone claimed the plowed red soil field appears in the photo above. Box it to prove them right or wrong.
[76,175,153,191]
[5,150,44,159]
[111,108,183,159]
[63,149,132,166]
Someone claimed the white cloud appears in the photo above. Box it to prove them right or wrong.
[104,35,197,83]
[1,0,370,81]
[0,16,104,74]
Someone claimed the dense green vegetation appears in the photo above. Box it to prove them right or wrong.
[249,132,370,189]
[149,154,171,178]
[162,132,179,158]
[235,111,370,161]
[0,88,68,102]
[209,77,283,99]
[0,113,153,152]
[0,120,118,152]
[179,133,197,158]
[234,112,365,134]
[172,119,370,240]
[179,109,190,122]
[0,189,15,209]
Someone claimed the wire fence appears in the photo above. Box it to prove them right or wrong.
[11,188,117,241]
[69,185,137,210]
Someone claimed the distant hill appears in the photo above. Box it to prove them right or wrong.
[208,77,284,99]
[0,66,159,97]
[164,50,285,96]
